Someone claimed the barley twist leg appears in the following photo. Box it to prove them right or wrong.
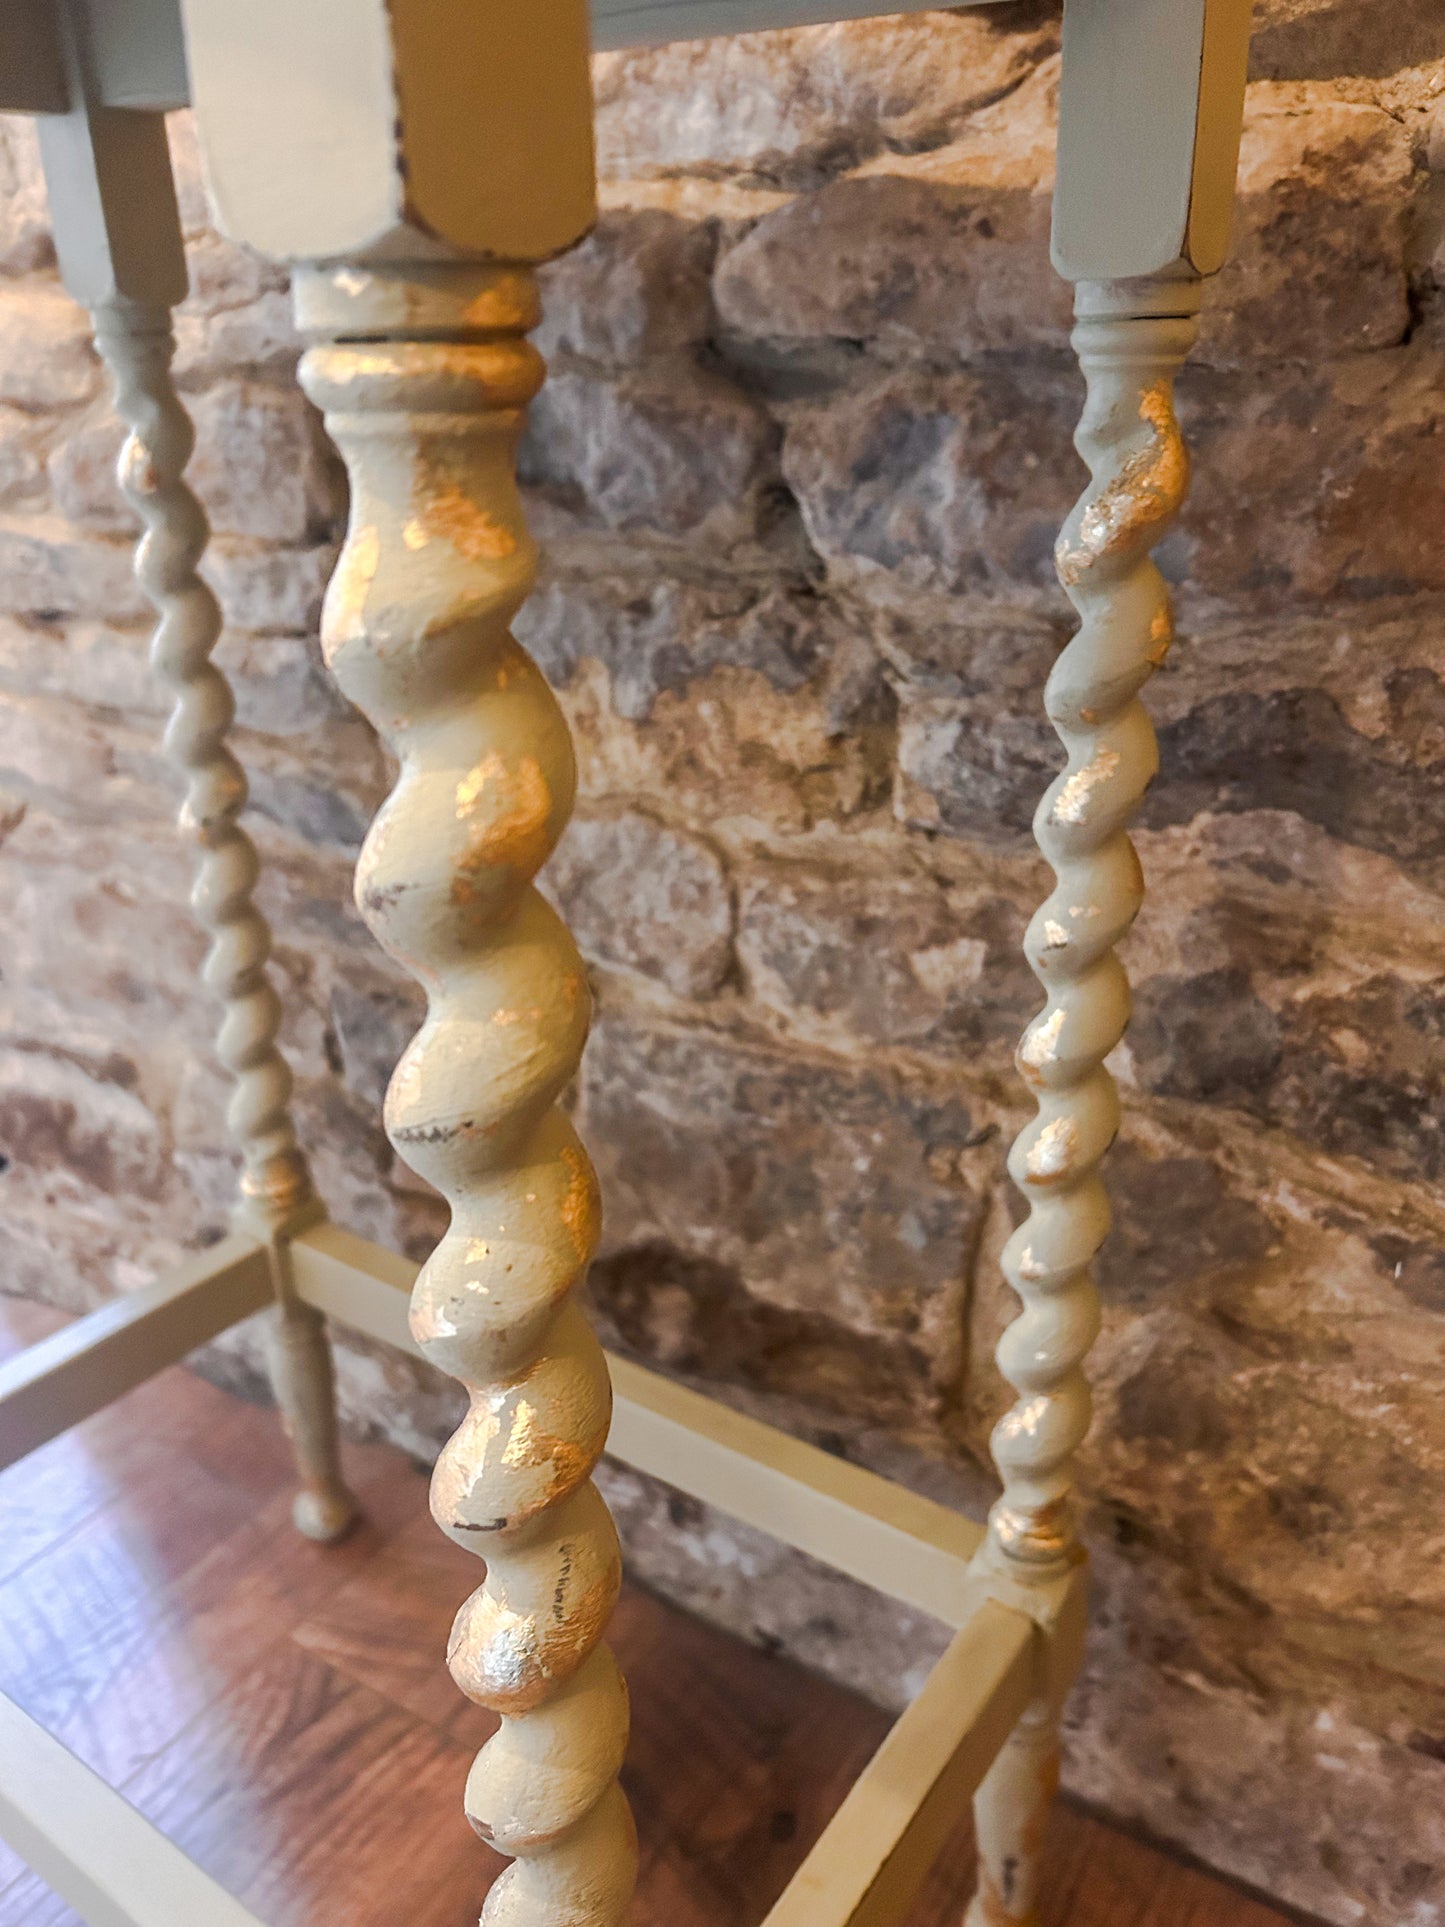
[297,262,636,1927]
[95,299,356,1544]
[967,276,1203,1927]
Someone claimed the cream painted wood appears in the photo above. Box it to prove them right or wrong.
[762,1606,1036,1927]
[91,288,357,1546]
[7,0,1011,111]
[29,9,358,1549]
[95,308,313,1225]
[970,282,1204,1916]
[962,1550,1088,1927]
[0,1694,267,1927]
[0,3,1260,1922]
[295,261,635,1927]
[1053,0,1253,284]
[964,5,1253,1918]
[986,277,1203,1578]
[0,1235,271,1472]
[73,0,187,113]
[289,1220,989,1625]
[178,0,596,265]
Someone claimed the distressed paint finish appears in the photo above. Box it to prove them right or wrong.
[987,275,1202,1574]
[94,298,356,1544]
[296,261,636,1927]
[964,1704,1060,1927]
[967,275,1204,1926]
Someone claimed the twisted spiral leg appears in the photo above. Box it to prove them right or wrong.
[94,299,355,1544]
[967,276,1202,1927]
[990,276,1201,1572]
[297,262,636,1927]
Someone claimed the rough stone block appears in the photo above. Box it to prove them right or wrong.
[1250,0,1445,82]
[544,808,734,999]
[1212,87,1417,361]
[0,405,47,506]
[0,613,157,718]
[522,362,778,544]
[582,1013,987,1426]
[536,208,717,364]
[715,75,1420,367]
[0,518,148,622]
[1181,345,1445,606]
[0,120,54,276]
[205,542,337,638]
[782,363,1073,598]
[518,573,842,722]
[187,379,342,544]
[737,856,1032,1056]
[0,281,97,410]
[224,632,353,738]
[593,7,1056,184]
[782,344,1445,608]
[240,718,387,853]
[181,230,288,317]
[47,409,129,533]
[518,574,895,834]
[174,289,302,383]
[715,165,1063,356]
[328,971,426,1117]
[0,1041,169,1204]
[895,679,1060,845]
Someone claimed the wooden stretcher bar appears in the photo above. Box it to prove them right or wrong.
[287,1220,988,1627]
[0,1694,268,1927]
[0,1219,1045,1927]
[0,1235,273,1472]
[762,1605,1038,1927]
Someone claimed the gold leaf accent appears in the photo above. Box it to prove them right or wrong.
[559,1144,601,1266]
[1056,381,1188,586]
[452,752,553,894]
[324,524,379,656]
[1051,746,1121,827]
[418,477,517,562]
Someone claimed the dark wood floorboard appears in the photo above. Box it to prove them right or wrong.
[0,1294,1295,1927]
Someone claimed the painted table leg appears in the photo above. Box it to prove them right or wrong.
[965,4,1253,1913]
[297,261,636,1926]
[988,279,1202,1578]
[93,297,356,1544]
[967,275,1202,1927]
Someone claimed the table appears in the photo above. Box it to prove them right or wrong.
[0,4,1253,1924]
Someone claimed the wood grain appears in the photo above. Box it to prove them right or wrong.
[0,1293,1297,1927]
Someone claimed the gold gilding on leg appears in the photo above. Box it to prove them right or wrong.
[297,261,636,1927]
[987,278,1202,1575]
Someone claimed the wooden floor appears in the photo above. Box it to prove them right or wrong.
[0,1295,1296,1927]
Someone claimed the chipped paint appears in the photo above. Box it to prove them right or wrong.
[453,751,554,893]
[416,474,518,563]
[96,300,354,1545]
[1055,379,1190,588]
[989,296,1199,1666]
[299,261,632,1913]
[1051,745,1121,826]
[1018,1006,1067,1078]
[325,523,379,656]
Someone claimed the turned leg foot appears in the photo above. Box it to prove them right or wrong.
[965,1704,1059,1927]
[264,1301,357,1544]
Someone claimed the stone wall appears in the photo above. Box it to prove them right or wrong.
[1,4,1443,1921]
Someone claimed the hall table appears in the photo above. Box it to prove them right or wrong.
[0,2,1253,1924]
